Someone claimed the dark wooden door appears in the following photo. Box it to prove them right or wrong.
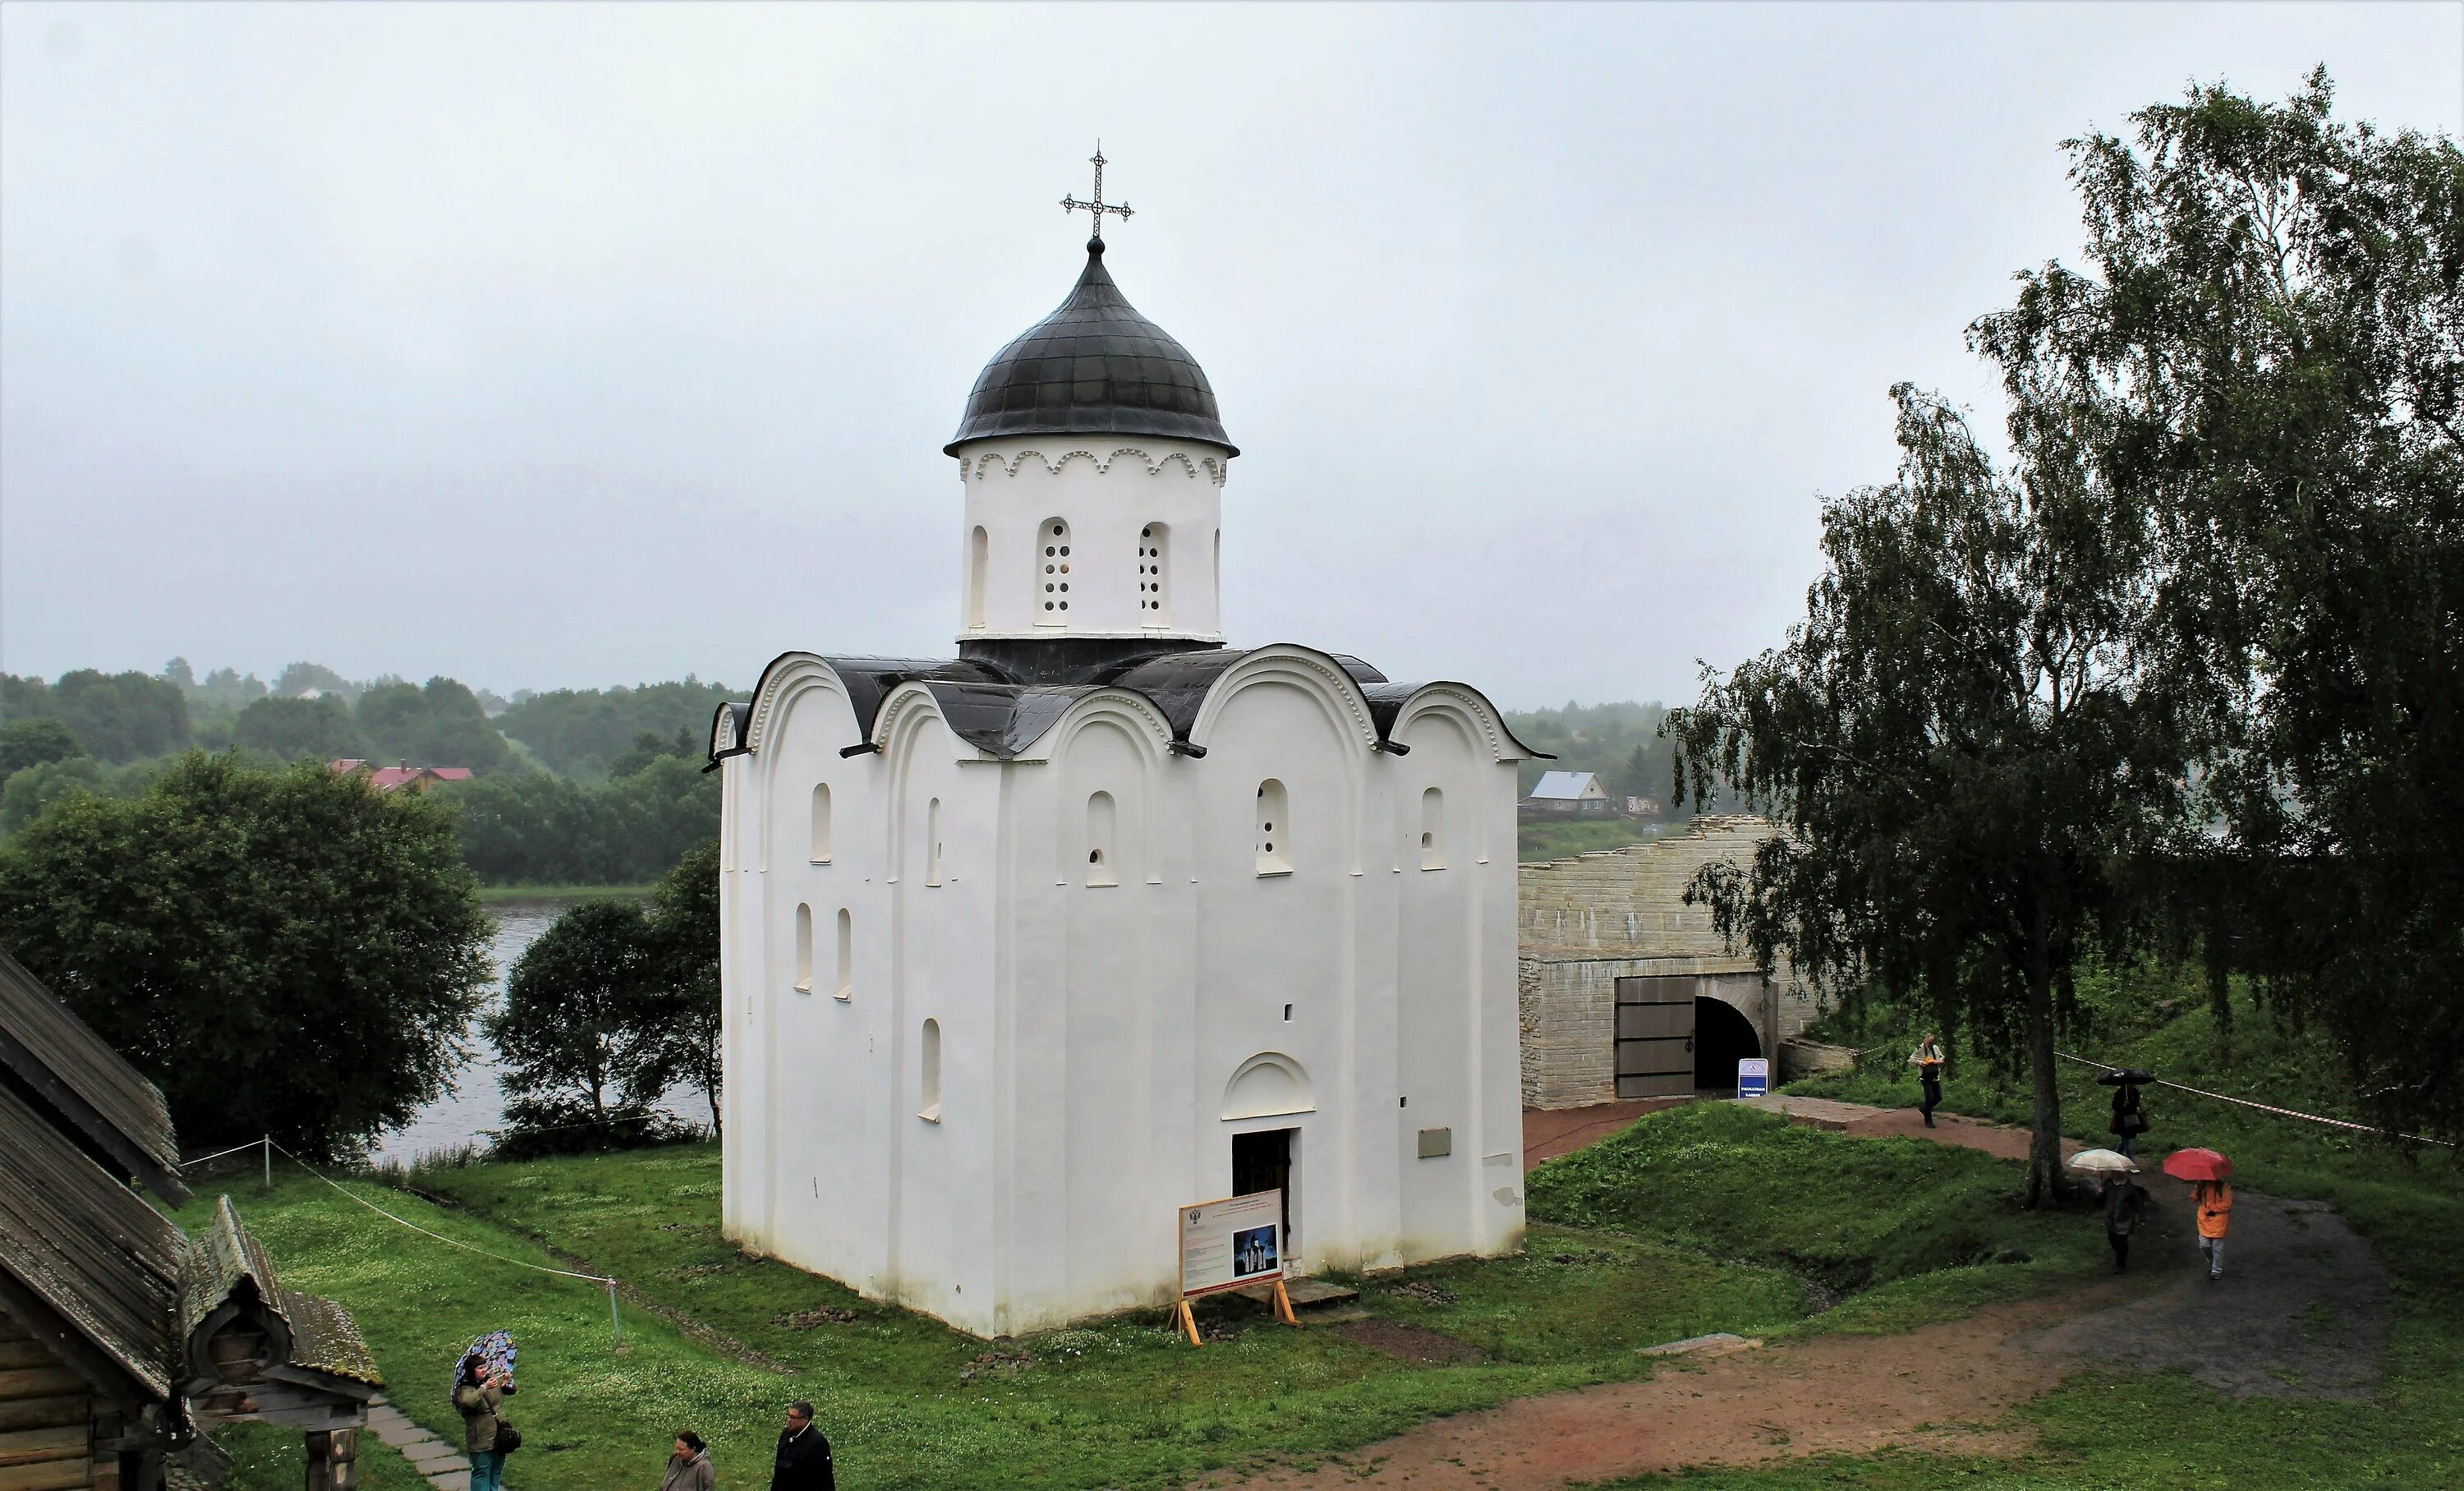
[1232,1129,1294,1251]
[1615,976,1696,1098]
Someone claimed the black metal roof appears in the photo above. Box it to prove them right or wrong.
[0,1080,182,1401]
[0,945,187,1204]
[945,239,1236,456]
[718,646,1548,762]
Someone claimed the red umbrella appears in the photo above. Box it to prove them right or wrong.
[2163,1147,2234,1181]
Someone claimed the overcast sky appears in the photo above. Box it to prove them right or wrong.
[3,3,2457,709]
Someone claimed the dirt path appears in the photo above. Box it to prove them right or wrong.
[1226,1103,2388,1489]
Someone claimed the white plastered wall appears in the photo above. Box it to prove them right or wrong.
[953,439,1228,641]
[724,656,1529,1337]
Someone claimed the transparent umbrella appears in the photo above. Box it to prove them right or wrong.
[2066,1148,2140,1175]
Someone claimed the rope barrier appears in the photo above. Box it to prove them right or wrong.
[2054,1051,2457,1148]
[179,1139,268,1166]
[263,1139,627,1347]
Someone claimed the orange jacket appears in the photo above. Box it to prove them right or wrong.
[2195,1182,2233,1239]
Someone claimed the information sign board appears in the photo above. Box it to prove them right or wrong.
[1178,1190,1284,1298]
[1736,1057,1770,1098]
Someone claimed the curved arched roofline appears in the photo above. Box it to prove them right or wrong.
[1381,681,1551,764]
[1183,642,1383,754]
[711,644,1551,766]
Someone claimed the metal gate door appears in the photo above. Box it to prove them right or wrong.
[1615,976,1695,1098]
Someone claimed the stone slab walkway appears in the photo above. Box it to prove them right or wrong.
[364,1396,468,1491]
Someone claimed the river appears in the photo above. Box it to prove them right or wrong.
[368,898,711,1165]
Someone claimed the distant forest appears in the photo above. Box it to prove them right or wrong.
[0,660,736,884]
[0,660,1730,883]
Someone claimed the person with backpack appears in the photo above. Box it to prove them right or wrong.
[453,1351,517,1491]
[1909,1034,1946,1128]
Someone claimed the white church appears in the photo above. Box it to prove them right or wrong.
[708,164,1539,1336]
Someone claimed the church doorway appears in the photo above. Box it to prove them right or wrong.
[1693,996,1763,1094]
[1232,1127,1297,1257]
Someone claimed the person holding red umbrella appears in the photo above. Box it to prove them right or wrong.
[2163,1148,2236,1280]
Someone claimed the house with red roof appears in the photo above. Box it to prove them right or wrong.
[328,759,475,792]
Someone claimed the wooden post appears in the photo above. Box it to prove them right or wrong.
[1175,1300,1202,1346]
[1271,1279,1299,1326]
[264,1134,273,1192]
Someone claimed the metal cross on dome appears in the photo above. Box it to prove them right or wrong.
[1060,142,1133,240]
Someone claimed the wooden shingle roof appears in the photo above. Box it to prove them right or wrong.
[0,946,188,1204]
[179,1195,382,1392]
[0,1080,182,1400]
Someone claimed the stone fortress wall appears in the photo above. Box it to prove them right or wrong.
[1517,817,1821,1110]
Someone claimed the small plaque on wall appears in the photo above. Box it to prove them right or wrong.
[1416,1126,1453,1158]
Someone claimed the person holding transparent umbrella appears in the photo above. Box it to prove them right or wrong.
[2066,1148,2146,1271]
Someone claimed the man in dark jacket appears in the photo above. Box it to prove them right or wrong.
[2101,1175,2148,1272]
[772,1401,834,1491]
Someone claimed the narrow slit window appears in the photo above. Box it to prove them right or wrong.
[918,1018,943,1121]
[1420,787,1446,870]
[1085,790,1117,886]
[793,904,813,992]
[810,783,833,864]
[1255,779,1289,875]
[926,797,944,886]
[834,908,853,1000]
[967,525,988,629]
[1034,518,1072,625]
[1138,522,1170,625]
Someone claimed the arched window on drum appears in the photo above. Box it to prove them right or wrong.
[1137,523,1169,626]
[1036,518,1073,625]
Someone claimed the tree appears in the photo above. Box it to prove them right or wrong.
[641,840,721,1135]
[0,718,84,780]
[1974,71,2464,1140]
[234,694,365,763]
[356,677,512,775]
[1669,386,2191,1205]
[495,679,738,778]
[45,670,190,762]
[0,753,491,1157]
[492,899,666,1148]
[274,661,359,702]
[161,657,196,690]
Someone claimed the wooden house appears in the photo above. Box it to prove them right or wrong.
[0,949,382,1491]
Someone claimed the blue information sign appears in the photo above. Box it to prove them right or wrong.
[1736,1057,1770,1098]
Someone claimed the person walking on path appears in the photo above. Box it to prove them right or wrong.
[2195,1178,2234,1280]
[663,1431,715,1491]
[1910,1035,1946,1128]
[453,1352,515,1491]
[770,1401,834,1491]
[2108,1081,2149,1158]
[2099,1173,2148,1272]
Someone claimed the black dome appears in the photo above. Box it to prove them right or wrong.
[945,240,1236,456]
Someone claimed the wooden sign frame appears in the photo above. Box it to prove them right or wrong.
[1173,1189,1300,1346]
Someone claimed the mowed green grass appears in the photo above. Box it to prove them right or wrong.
[185,1147,1812,1491]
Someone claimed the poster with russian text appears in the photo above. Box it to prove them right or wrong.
[1178,1190,1284,1297]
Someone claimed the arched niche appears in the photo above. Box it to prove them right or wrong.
[1221,1052,1315,1121]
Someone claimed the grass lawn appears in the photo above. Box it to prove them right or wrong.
[182,1150,1814,1491]
[1529,1102,2108,1336]
[190,986,2462,1490]
[1583,987,2464,1487]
